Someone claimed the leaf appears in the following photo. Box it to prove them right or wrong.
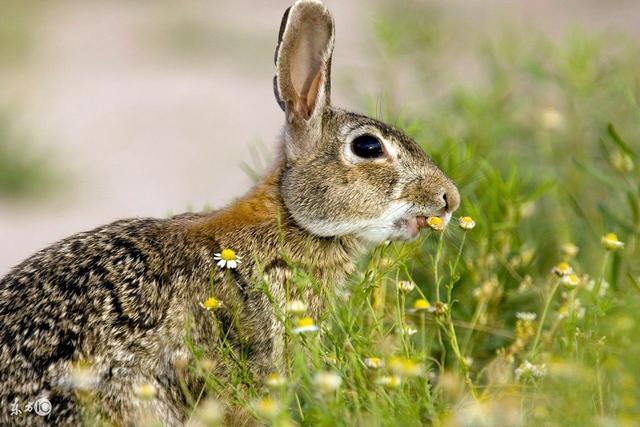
[566,193,596,236]
[607,123,637,158]
[573,158,621,189]
[597,203,636,234]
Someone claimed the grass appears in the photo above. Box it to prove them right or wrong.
[177,5,640,426]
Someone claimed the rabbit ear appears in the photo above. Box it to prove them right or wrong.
[274,0,335,124]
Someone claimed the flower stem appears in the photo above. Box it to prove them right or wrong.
[531,279,561,357]
[434,232,445,302]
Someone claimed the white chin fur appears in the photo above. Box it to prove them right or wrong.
[298,202,419,245]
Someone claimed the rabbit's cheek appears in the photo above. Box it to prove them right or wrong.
[404,217,421,239]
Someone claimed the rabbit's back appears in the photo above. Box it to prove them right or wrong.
[0,216,212,425]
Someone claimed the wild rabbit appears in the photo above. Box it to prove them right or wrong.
[0,0,459,425]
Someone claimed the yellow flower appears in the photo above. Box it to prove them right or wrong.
[458,216,476,230]
[364,357,384,369]
[601,233,624,251]
[293,317,319,334]
[254,397,280,419]
[552,262,573,277]
[134,383,156,400]
[413,299,431,311]
[313,371,342,393]
[397,280,416,293]
[285,300,307,315]
[375,375,402,388]
[265,372,286,388]
[214,248,242,269]
[427,216,445,231]
[200,297,222,311]
[561,274,580,288]
[388,357,422,377]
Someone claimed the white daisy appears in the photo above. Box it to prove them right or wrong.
[285,300,308,315]
[313,371,342,393]
[292,317,319,334]
[214,248,242,269]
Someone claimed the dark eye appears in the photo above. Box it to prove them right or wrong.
[351,134,384,159]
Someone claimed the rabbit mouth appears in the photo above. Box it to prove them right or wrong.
[416,216,429,229]
[402,213,451,239]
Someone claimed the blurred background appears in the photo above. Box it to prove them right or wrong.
[1,0,639,274]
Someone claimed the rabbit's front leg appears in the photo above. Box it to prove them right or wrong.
[191,270,286,389]
[236,295,287,384]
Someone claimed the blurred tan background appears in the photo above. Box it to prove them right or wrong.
[1,0,639,275]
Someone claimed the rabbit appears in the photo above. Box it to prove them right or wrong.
[0,0,460,425]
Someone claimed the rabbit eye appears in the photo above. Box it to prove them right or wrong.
[351,134,384,159]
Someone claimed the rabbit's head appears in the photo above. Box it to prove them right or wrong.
[274,0,460,245]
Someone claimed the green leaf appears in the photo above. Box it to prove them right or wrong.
[607,123,637,158]
[573,158,621,189]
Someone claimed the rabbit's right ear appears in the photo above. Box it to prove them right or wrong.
[274,1,335,127]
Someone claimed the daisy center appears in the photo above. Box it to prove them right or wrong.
[220,249,237,261]
[413,299,430,310]
[297,317,315,328]
[203,297,221,310]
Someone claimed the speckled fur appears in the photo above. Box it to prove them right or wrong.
[0,1,458,425]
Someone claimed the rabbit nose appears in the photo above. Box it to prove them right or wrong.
[441,184,460,214]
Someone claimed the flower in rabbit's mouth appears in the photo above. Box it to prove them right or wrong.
[214,248,241,269]
[200,297,223,310]
[426,216,445,231]
[293,317,319,334]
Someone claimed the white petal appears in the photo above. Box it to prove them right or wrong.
[293,325,319,334]
[227,260,237,269]
[217,260,226,268]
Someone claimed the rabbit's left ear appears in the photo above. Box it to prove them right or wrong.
[274,0,335,124]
